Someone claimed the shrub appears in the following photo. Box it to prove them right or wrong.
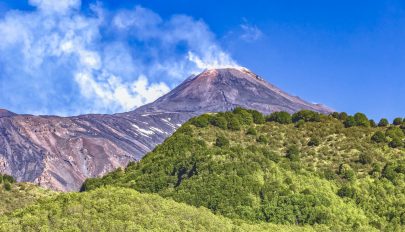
[267,111,292,124]
[256,135,269,144]
[338,164,355,181]
[382,163,397,182]
[393,118,402,126]
[323,169,337,180]
[389,137,403,148]
[307,137,320,147]
[215,135,229,147]
[3,182,12,191]
[295,119,305,128]
[378,118,389,127]
[263,150,280,163]
[337,186,356,198]
[246,127,257,136]
[358,153,373,165]
[371,131,386,143]
[385,126,404,139]
[286,146,300,161]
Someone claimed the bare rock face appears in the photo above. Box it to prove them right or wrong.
[0,68,332,191]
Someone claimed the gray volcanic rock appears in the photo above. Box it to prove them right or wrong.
[137,68,331,115]
[0,68,332,191]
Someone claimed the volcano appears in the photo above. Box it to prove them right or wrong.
[0,68,332,191]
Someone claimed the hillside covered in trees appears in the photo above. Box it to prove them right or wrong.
[1,186,321,232]
[0,109,404,231]
[83,109,404,231]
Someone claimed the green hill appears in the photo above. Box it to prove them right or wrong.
[83,109,404,231]
[0,187,321,232]
[0,175,54,215]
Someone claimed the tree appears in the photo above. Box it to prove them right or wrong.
[344,116,356,128]
[210,116,228,129]
[249,110,265,124]
[228,116,241,131]
[233,107,253,125]
[353,113,370,127]
[292,110,321,123]
[371,131,386,143]
[369,120,377,128]
[338,112,349,121]
[1,174,15,183]
[267,111,292,124]
[378,118,389,127]
[191,115,210,128]
[330,112,339,119]
[215,135,229,147]
[393,118,403,126]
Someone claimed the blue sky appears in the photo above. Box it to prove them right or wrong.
[0,0,404,120]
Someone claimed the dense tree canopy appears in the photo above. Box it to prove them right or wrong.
[83,109,405,231]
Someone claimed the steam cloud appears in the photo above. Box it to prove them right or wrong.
[0,0,239,115]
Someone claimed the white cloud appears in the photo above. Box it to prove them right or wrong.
[0,1,238,115]
[29,0,80,14]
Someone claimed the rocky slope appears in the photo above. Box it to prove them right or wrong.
[0,68,331,191]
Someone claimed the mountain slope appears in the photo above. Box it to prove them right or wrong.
[0,68,332,191]
[0,109,16,118]
[83,109,404,231]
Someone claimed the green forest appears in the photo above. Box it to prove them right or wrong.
[1,109,404,231]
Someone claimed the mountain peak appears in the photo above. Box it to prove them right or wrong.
[135,68,332,115]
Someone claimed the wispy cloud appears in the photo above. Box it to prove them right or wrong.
[240,19,263,42]
[0,0,238,115]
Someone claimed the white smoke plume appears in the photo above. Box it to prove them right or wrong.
[0,1,239,115]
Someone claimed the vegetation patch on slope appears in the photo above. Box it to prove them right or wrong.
[0,175,54,215]
[83,109,404,231]
[0,187,321,232]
